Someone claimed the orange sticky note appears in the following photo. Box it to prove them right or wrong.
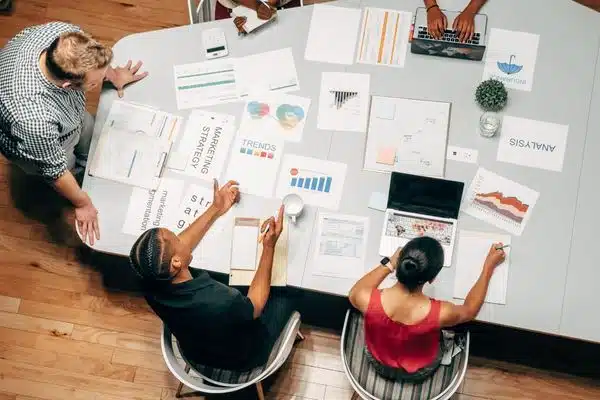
[376,147,396,165]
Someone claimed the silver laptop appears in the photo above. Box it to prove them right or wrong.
[411,7,488,61]
[379,172,464,267]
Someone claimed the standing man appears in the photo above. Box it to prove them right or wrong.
[0,22,148,244]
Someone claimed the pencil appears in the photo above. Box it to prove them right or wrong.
[495,244,510,250]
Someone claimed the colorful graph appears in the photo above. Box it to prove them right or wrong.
[246,101,306,130]
[472,191,529,224]
[289,168,332,193]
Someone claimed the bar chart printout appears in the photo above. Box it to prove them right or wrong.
[276,155,348,210]
[289,168,333,193]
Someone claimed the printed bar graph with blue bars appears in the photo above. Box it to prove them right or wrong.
[290,173,332,193]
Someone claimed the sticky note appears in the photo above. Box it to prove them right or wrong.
[376,147,396,165]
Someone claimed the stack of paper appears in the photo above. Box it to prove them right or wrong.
[89,101,182,190]
[453,230,511,305]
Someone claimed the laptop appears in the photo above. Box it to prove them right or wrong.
[410,7,488,61]
[379,172,464,267]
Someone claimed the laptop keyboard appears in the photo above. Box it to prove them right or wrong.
[384,213,453,246]
[417,26,481,45]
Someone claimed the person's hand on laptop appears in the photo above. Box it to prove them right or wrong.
[453,10,475,42]
[426,5,447,40]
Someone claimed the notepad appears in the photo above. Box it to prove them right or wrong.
[231,5,276,34]
[453,230,511,305]
[231,218,260,270]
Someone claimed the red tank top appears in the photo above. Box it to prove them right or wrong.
[364,288,441,373]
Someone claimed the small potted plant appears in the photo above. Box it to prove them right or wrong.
[475,79,508,137]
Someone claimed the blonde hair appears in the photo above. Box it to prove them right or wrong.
[46,31,113,84]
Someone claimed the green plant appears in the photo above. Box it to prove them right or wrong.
[475,79,508,112]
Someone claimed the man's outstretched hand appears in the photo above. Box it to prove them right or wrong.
[75,200,100,245]
[106,60,148,98]
[212,179,240,216]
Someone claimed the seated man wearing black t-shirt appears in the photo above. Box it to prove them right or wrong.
[129,179,295,371]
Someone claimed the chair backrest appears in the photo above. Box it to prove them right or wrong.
[340,309,470,400]
[187,0,214,24]
[161,312,300,394]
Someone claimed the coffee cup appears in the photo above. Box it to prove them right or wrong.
[282,193,304,224]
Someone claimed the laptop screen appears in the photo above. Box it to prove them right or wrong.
[387,172,464,219]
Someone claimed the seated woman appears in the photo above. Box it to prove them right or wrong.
[349,236,505,382]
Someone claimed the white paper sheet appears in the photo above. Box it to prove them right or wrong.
[482,28,540,92]
[122,178,185,236]
[368,191,387,212]
[463,168,539,236]
[89,129,171,190]
[224,133,284,198]
[231,5,276,33]
[104,100,183,142]
[356,8,412,68]
[312,212,369,279]
[275,154,347,210]
[238,94,311,143]
[168,110,236,182]
[235,48,300,97]
[317,72,370,132]
[231,224,259,270]
[305,5,361,65]
[453,230,511,305]
[497,116,569,172]
[363,96,450,177]
[174,59,240,109]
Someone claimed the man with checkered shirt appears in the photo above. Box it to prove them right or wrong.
[0,22,148,245]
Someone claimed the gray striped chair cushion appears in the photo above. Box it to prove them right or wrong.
[344,311,466,400]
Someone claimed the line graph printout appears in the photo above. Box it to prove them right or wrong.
[317,72,370,132]
[174,59,240,109]
[275,155,347,210]
[356,8,412,68]
[364,96,450,177]
[463,168,539,236]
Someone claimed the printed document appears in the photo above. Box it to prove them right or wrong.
[356,8,412,68]
[313,213,369,279]
[174,59,240,109]
[235,48,300,97]
[453,230,511,305]
[305,5,361,65]
[317,72,370,132]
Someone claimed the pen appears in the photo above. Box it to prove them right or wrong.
[495,244,510,250]
[258,210,279,243]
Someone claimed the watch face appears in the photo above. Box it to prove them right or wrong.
[380,257,390,265]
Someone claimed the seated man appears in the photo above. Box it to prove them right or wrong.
[129,179,295,371]
[424,0,488,42]
[349,237,505,381]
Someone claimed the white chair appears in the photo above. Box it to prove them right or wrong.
[161,311,301,399]
[340,309,470,400]
[188,0,215,24]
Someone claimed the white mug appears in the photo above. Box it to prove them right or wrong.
[282,193,304,224]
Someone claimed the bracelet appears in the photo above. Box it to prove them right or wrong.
[426,4,439,12]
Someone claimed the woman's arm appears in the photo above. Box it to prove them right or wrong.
[348,248,401,313]
[463,0,487,14]
[439,243,505,327]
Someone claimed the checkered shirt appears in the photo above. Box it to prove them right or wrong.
[0,22,86,180]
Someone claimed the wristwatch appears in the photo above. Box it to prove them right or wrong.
[380,257,394,273]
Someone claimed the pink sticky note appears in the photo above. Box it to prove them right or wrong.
[376,147,396,165]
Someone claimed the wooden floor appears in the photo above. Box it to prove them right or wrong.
[2,1,600,399]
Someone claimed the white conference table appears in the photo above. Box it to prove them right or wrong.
[82,0,600,342]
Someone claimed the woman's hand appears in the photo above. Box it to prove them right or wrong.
[453,11,476,42]
[256,2,275,20]
[427,6,447,40]
[484,243,506,271]
[211,179,240,217]
[390,246,403,270]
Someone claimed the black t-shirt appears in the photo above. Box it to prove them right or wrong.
[145,270,269,370]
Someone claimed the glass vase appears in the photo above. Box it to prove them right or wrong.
[479,112,501,137]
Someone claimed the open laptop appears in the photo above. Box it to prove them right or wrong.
[379,172,464,267]
[410,7,488,61]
